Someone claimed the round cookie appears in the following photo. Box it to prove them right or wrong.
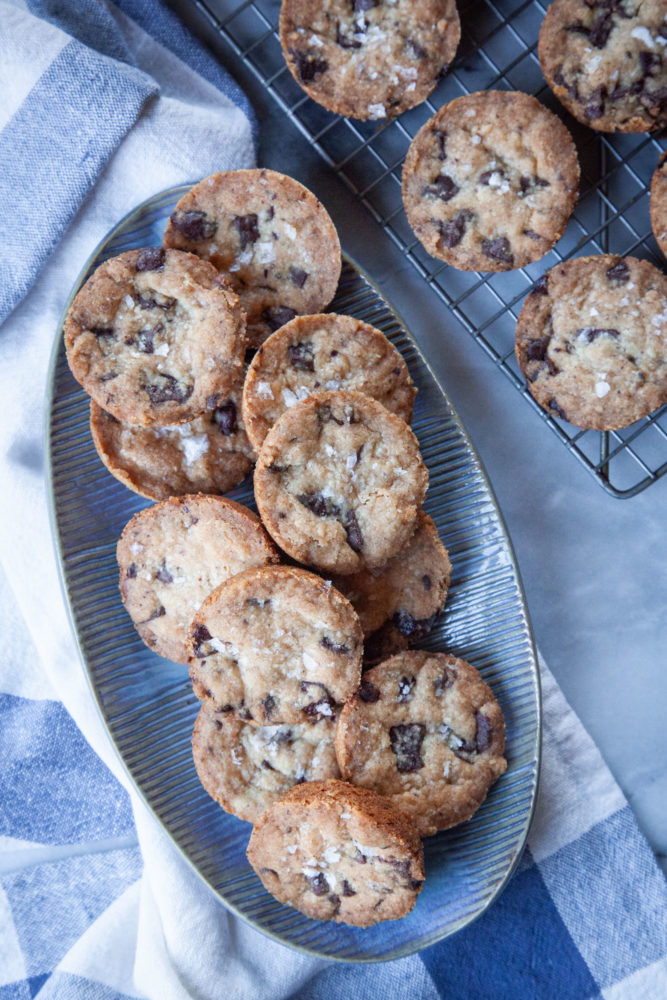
[254,390,429,574]
[650,152,667,258]
[515,254,667,430]
[538,0,667,134]
[163,170,341,348]
[188,565,363,725]
[335,651,507,837]
[402,90,580,271]
[192,702,340,824]
[246,779,425,926]
[90,387,254,501]
[332,511,451,639]
[279,0,461,121]
[117,495,279,664]
[65,248,246,426]
[242,313,416,452]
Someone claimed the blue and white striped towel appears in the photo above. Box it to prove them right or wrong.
[0,2,666,998]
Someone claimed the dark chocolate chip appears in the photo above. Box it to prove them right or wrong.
[91,326,114,339]
[126,563,137,578]
[145,605,166,623]
[639,50,661,78]
[548,398,568,420]
[422,174,459,201]
[192,624,212,657]
[289,47,329,83]
[307,873,328,896]
[482,237,514,266]
[136,247,166,272]
[246,597,271,608]
[329,894,341,916]
[523,229,543,241]
[354,0,378,9]
[451,734,477,762]
[585,85,606,119]
[261,695,276,720]
[437,210,473,249]
[408,878,424,891]
[344,509,363,553]
[211,399,238,436]
[406,37,428,60]
[397,675,415,703]
[606,260,629,282]
[170,209,217,241]
[576,327,620,343]
[262,306,297,331]
[422,574,432,590]
[532,274,549,296]
[320,636,350,654]
[435,130,447,160]
[100,371,118,381]
[289,266,309,288]
[136,292,176,312]
[434,667,456,695]
[136,323,163,354]
[378,857,412,879]
[354,850,367,864]
[358,680,380,703]
[341,880,356,897]
[232,213,260,250]
[476,710,492,752]
[389,723,425,773]
[288,341,315,372]
[393,609,436,639]
[336,24,362,48]
[297,492,341,518]
[156,560,173,584]
[588,11,614,48]
[145,375,193,405]
[479,169,506,186]
[524,336,551,362]
[261,759,275,771]
[519,175,550,196]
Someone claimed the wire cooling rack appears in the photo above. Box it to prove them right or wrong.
[189,0,666,497]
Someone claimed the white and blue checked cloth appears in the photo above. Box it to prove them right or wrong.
[0,2,666,997]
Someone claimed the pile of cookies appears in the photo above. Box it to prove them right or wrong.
[64,167,508,927]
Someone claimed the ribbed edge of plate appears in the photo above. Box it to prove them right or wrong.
[46,185,541,962]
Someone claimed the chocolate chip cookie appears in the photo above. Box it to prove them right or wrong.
[163,170,341,347]
[242,312,416,452]
[279,0,460,121]
[192,702,339,824]
[254,390,429,575]
[65,248,246,426]
[188,565,363,725]
[402,90,580,271]
[515,254,667,429]
[539,0,667,133]
[335,651,507,837]
[117,495,279,663]
[331,511,451,639]
[650,151,667,257]
[247,779,425,926]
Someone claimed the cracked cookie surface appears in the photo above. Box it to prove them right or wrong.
[242,312,416,452]
[192,702,339,824]
[247,779,424,925]
[402,90,580,271]
[117,495,279,663]
[515,254,667,429]
[539,0,667,133]
[650,151,667,257]
[335,651,507,836]
[90,384,254,500]
[163,170,341,347]
[279,0,460,121]
[65,248,246,426]
[188,565,363,725]
[254,390,428,574]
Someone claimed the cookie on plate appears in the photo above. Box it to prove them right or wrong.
[117,495,279,663]
[335,651,507,837]
[650,152,667,258]
[515,255,667,430]
[192,701,339,824]
[65,248,246,426]
[538,0,667,134]
[332,511,451,639]
[254,390,428,574]
[163,170,341,348]
[279,0,461,121]
[188,565,363,725]
[247,779,424,926]
[402,90,580,271]
[242,312,416,452]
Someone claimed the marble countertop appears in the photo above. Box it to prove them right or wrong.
[174,1,667,875]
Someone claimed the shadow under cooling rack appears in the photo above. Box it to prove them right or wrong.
[191,0,667,498]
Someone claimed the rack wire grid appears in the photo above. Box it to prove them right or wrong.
[190,0,666,498]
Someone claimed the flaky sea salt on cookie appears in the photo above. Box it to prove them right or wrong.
[117,495,279,663]
[163,170,341,347]
[188,565,363,725]
[254,390,428,575]
[65,248,246,426]
[247,779,425,926]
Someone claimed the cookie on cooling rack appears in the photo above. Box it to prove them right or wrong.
[188,565,363,725]
[254,390,428,574]
[117,495,279,663]
[402,90,580,271]
[64,248,246,427]
[538,0,666,133]
[247,779,425,926]
[515,255,667,430]
[192,701,340,824]
[279,0,461,121]
[241,312,416,452]
[90,385,254,500]
[163,170,341,348]
[335,651,507,837]
[650,152,667,258]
